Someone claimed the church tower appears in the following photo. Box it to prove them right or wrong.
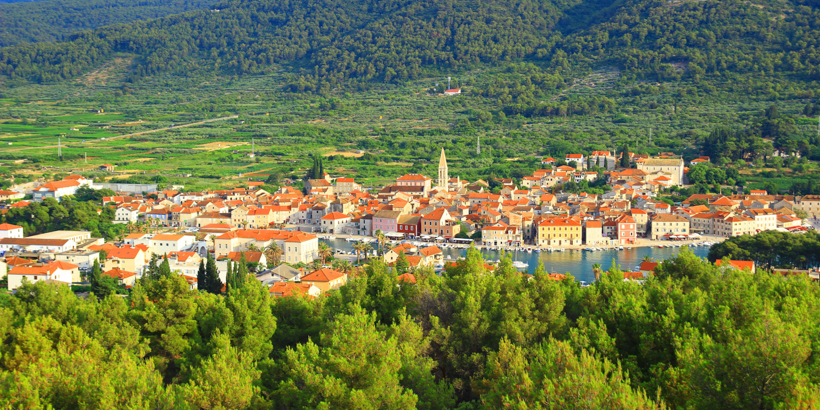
[438,147,449,189]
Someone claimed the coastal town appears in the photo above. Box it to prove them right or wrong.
[1,148,818,294]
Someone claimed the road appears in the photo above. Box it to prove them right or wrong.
[103,115,239,141]
[4,115,240,152]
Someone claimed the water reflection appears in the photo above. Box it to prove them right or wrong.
[321,239,712,283]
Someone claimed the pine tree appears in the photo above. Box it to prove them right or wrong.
[89,259,105,296]
[158,256,172,277]
[205,254,221,294]
[196,259,206,292]
[226,259,234,291]
[395,252,410,275]
[620,144,630,168]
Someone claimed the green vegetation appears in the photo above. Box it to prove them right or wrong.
[0,0,218,47]
[1,196,126,240]
[709,230,820,269]
[1,248,819,408]
[0,0,818,191]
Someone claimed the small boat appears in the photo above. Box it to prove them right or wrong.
[534,248,541,253]
[512,261,529,269]
[526,247,532,253]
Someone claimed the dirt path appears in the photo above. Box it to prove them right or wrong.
[3,115,239,152]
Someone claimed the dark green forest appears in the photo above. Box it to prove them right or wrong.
[1,248,819,409]
[0,0,218,47]
[3,0,820,96]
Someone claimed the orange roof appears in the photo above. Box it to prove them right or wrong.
[640,261,659,272]
[0,223,23,231]
[103,267,138,280]
[321,212,351,220]
[419,246,442,257]
[623,271,644,280]
[397,174,431,181]
[152,234,185,241]
[397,273,417,284]
[301,268,345,282]
[269,282,314,297]
[715,260,755,271]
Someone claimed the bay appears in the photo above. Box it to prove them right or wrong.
[321,239,713,282]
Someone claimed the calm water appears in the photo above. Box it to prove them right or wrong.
[321,239,712,282]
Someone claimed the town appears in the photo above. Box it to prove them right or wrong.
[1,147,818,295]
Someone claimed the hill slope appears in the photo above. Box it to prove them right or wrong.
[0,0,819,94]
[0,0,219,47]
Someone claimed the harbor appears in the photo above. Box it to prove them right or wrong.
[319,237,714,283]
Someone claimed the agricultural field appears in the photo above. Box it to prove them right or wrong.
[1,66,819,193]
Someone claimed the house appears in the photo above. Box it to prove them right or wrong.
[145,208,172,225]
[715,259,756,273]
[444,88,461,95]
[565,154,585,169]
[649,214,690,240]
[0,190,25,202]
[482,226,522,246]
[636,158,685,186]
[167,251,204,277]
[798,195,820,217]
[537,217,582,247]
[219,251,267,272]
[54,249,100,270]
[7,261,80,290]
[335,178,362,195]
[215,229,318,264]
[0,238,76,253]
[384,243,418,265]
[320,212,352,234]
[103,267,138,287]
[100,164,116,172]
[32,179,82,201]
[266,264,303,282]
[151,234,195,254]
[397,214,422,238]
[373,210,403,235]
[269,281,321,298]
[0,223,24,239]
[396,174,432,193]
[583,220,605,245]
[421,208,461,238]
[300,268,347,293]
[616,215,637,245]
[104,246,147,274]
[639,261,659,276]
[115,205,142,223]
[744,209,777,232]
[541,157,557,166]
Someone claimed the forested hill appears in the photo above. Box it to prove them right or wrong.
[0,0,219,47]
[1,0,820,92]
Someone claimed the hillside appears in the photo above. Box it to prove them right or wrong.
[0,0,818,93]
[0,0,219,47]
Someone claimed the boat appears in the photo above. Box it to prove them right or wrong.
[526,247,532,253]
[534,248,541,253]
[512,261,529,269]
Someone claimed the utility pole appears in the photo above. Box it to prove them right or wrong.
[817,115,819,136]
[448,77,451,90]
[477,135,480,155]
[57,135,62,158]
[84,152,87,163]
[649,128,652,145]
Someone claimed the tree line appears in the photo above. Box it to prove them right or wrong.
[1,247,819,408]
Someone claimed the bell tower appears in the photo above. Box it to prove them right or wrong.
[438,147,449,189]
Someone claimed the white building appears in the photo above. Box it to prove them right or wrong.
[7,261,81,290]
[0,223,24,239]
[150,234,195,255]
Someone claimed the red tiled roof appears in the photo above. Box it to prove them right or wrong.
[301,268,345,282]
